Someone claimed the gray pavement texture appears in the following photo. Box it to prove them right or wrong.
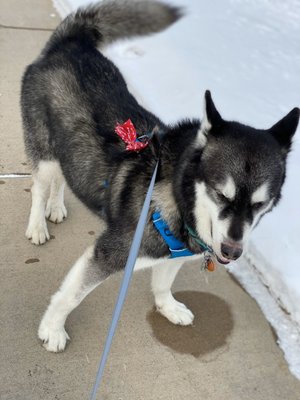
[1,0,300,399]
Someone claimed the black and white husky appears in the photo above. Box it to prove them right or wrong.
[21,0,299,352]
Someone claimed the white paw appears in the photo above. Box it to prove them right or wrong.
[45,201,67,223]
[26,221,50,245]
[157,300,194,326]
[38,319,70,352]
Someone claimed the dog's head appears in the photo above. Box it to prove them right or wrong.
[178,91,299,264]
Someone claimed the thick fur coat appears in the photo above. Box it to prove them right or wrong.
[21,0,299,352]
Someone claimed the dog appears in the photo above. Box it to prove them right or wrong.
[21,0,299,352]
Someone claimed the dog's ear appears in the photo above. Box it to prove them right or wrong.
[197,90,223,146]
[201,90,223,132]
[268,108,300,153]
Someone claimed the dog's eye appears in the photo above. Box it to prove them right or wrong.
[216,192,230,203]
[252,202,264,211]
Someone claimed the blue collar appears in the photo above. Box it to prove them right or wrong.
[152,211,213,259]
[152,212,193,258]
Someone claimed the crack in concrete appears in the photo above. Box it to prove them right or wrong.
[0,23,55,32]
[0,173,31,178]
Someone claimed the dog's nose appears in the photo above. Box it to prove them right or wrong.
[221,242,243,261]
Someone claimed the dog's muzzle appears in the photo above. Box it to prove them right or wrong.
[221,242,243,261]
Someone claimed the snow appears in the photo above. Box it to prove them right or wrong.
[228,257,300,380]
[52,0,300,377]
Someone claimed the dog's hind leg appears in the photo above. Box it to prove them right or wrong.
[152,260,194,326]
[26,160,57,245]
[38,245,105,352]
[45,164,67,224]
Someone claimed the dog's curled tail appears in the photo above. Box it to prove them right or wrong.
[46,0,183,51]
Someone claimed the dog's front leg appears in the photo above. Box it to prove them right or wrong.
[151,260,194,326]
[38,245,105,352]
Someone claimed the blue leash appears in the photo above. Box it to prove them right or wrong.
[90,161,159,400]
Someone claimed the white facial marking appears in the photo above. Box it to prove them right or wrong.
[216,176,236,201]
[194,182,230,256]
[251,183,269,204]
[194,180,273,260]
[242,198,274,248]
[252,199,274,226]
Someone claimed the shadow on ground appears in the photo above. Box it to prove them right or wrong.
[147,291,233,358]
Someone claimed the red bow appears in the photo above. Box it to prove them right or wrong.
[115,119,149,151]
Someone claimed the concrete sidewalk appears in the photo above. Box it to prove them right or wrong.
[1,1,300,399]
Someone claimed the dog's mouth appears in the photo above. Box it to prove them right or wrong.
[215,255,230,265]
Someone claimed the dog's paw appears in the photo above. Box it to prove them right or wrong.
[26,221,50,245]
[45,201,67,224]
[157,300,194,326]
[38,319,70,352]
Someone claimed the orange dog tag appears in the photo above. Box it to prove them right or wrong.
[206,258,215,272]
